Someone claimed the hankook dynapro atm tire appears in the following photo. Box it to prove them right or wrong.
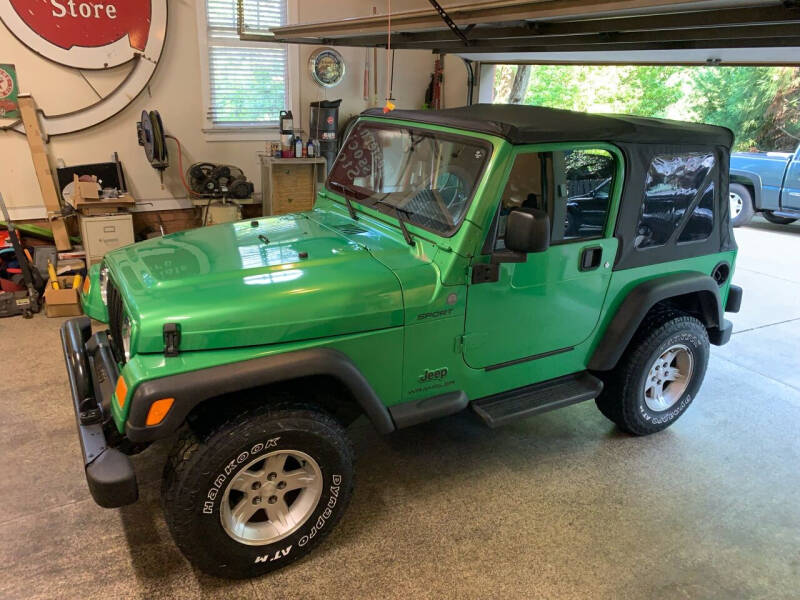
[595,309,709,436]
[162,403,354,579]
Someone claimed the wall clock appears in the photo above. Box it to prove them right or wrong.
[309,47,345,88]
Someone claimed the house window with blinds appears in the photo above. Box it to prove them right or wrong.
[205,0,288,127]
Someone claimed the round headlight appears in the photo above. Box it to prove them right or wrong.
[98,266,109,305]
[121,314,132,361]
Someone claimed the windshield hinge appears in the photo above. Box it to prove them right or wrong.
[163,323,181,357]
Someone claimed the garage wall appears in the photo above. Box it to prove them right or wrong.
[0,0,456,220]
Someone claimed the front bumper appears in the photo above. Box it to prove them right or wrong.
[60,317,138,508]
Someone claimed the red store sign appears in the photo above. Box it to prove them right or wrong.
[0,1,162,69]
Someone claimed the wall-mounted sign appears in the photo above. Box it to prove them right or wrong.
[0,64,19,119]
[309,48,346,88]
[0,1,167,135]
[0,0,160,69]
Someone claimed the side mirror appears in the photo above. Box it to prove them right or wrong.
[505,208,550,254]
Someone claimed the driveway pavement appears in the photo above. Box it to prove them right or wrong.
[717,216,800,394]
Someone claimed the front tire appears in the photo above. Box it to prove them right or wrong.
[729,183,754,227]
[595,310,709,436]
[162,404,354,579]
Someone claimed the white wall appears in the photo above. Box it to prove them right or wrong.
[0,0,467,219]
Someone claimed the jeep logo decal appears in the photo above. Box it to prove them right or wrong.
[419,367,448,383]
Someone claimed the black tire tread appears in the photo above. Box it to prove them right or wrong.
[596,308,707,435]
[161,402,353,579]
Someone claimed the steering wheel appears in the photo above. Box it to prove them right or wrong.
[436,171,469,214]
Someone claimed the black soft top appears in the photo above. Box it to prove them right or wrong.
[362,104,734,148]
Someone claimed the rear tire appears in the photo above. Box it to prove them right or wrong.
[595,310,709,436]
[162,403,354,579]
[762,211,797,225]
[729,183,754,227]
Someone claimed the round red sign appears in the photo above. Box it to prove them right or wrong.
[0,67,13,98]
[0,0,164,69]
[0,0,167,135]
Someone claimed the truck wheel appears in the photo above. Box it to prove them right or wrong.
[762,211,797,225]
[595,310,709,436]
[162,404,354,579]
[729,183,754,227]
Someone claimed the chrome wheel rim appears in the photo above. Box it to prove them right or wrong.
[644,344,694,412]
[220,449,322,546]
[730,192,743,218]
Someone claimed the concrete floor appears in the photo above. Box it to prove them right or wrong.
[2,216,799,599]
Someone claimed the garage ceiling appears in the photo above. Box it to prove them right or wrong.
[264,0,800,65]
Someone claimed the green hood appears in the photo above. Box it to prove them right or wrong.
[105,213,404,354]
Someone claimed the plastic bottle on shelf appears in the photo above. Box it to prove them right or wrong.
[295,136,303,158]
[307,139,315,158]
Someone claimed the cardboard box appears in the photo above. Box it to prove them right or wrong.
[75,179,100,201]
[44,276,83,318]
[68,174,136,214]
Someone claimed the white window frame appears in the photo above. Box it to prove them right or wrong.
[195,0,300,142]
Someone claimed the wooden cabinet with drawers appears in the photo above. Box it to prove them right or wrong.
[260,157,327,216]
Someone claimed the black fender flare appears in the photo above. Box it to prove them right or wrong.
[125,348,395,443]
[588,272,723,372]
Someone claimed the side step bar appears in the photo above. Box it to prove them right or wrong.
[471,372,603,428]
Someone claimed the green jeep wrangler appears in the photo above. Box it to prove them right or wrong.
[62,104,742,579]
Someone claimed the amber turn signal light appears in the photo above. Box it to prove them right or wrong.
[115,376,128,408]
[146,398,175,426]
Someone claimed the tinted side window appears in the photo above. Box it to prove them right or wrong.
[635,153,715,249]
[494,148,615,249]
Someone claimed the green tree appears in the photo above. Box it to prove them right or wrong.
[492,64,798,152]
[617,66,683,117]
[755,67,800,151]
[688,67,786,150]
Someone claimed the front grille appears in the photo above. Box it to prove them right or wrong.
[106,277,126,364]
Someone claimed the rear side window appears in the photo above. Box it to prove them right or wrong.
[635,153,715,249]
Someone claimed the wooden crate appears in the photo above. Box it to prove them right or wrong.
[261,157,327,216]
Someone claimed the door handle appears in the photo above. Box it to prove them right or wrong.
[579,246,602,271]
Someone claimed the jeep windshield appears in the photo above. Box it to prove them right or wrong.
[327,121,491,237]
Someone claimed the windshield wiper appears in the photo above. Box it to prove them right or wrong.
[374,199,415,246]
[329,181,359,221]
